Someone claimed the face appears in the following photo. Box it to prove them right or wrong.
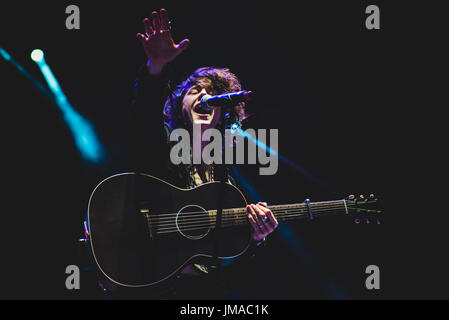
[182,83,221,129]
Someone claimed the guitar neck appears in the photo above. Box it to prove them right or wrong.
[208,200,348,227]
[267,200,348,223]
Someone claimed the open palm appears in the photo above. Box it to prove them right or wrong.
[137,9,190,70]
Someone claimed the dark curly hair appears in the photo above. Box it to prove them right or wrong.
[163,67,248,130]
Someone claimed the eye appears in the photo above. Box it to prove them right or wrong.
[188,87,199,95]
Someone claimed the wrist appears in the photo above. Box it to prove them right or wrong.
[253,237,266,246]
[146,59,166,75]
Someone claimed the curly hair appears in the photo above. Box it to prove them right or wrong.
[163,67,248,130]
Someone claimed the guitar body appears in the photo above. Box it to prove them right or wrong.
[87,172,251,290]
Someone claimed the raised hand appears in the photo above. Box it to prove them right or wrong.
[136,8,190,75]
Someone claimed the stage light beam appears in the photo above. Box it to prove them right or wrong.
[0,47,12,61]
[234,127,339,196]
[30,49,106,164]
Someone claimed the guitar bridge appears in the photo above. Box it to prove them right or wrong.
[140,208,154,239]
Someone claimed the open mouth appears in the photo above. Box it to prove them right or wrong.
[193,104,212,115]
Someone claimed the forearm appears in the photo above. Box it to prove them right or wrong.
[128,63,170,171]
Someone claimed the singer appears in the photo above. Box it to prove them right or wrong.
[120,8,278,299]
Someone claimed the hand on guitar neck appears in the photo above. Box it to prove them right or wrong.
[181,202,278,276]
[246,202,279,241]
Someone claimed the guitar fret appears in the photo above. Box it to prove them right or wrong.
[150,200,349,231]
[270,201,347,222]
[207,208,247,227]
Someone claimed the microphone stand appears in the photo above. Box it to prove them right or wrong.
[210,103,234,297]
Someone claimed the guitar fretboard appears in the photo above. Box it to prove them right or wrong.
[205,200,348,227]
[143,200,352,236]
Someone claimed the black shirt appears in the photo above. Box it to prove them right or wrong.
[107,64,266,299]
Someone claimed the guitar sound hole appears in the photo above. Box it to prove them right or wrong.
[176,205,210,240]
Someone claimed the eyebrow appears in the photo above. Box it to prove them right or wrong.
[187,86,199,93]
[188,84,214,93]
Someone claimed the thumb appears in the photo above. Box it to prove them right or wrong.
[136,33,146,44]
[176,38,190,52]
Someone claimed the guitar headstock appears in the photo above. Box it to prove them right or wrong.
[345,194,382,224]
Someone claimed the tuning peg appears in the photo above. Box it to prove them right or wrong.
[376,218,381,225]
[369,194,375,198]
[348,194,355,200]
[354,218,360,224]
[365,218,370,224]
[359,194,364,199]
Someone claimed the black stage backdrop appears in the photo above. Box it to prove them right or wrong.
[0,0,446,300]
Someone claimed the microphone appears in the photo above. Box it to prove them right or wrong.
[199,90,253,112]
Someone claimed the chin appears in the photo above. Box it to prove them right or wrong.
[191,112,216,126]
[193,118,213,125]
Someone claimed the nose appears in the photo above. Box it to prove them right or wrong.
[196,88,209,103]
[198,88,209,97]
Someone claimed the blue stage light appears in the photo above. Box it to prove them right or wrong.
[234,127,338,195]
[0,47,12,61]
[31,49,106,164]
[235,127,278,156]
[31,49,44,63]
[230,165,264,203]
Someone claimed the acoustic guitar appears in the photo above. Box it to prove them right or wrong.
[87,172,381,291]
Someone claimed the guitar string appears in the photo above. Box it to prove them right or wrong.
[156,212,310,235]
[149,204,348,227]
[153,205,382,234]
[155,210,363,236]
[151,204,346,227]
[141,200,347,219]
[146,206,344,227]
[154,206,379,235]
[155,210,343,235]
[152,207,349,234]
[145,202,350,221]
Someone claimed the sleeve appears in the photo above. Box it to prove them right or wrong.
[128,63,171,173]
[243,237,267,260]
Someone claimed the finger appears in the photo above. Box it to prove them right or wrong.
[176,38,190,52]
[256,204,278,228]
[247,205,265,232]
[252,204,267,221]
[247,211,258,229]
[257,202,268,207]
[248,213,265,240]
[250,204,269,233]
[160,8,169,30]
[152,10,161,32]
[136,33,146,44]
[143,18,153,36]
[247,211,264,240]
[247,209,261,233]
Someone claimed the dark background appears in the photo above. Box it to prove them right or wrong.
[0,0,446,299]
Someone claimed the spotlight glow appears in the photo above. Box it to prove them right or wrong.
[0,47,11,61]
[31,49,44,62]
[31,49,105,163]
